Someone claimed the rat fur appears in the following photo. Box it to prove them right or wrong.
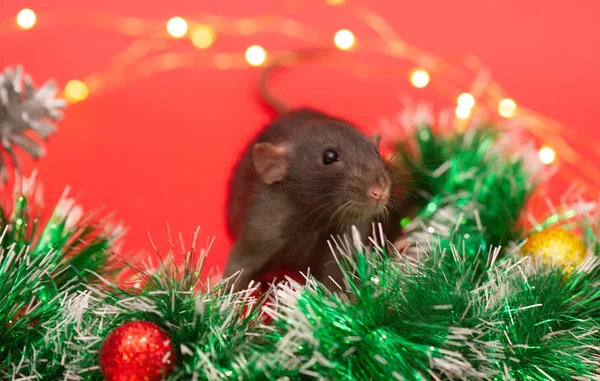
[224,108,410,291]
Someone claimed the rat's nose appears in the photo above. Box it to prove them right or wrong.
[368,186,388,201]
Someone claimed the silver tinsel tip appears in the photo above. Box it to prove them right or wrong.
[0,65,67,182]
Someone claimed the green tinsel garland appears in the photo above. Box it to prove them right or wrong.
[2,116,600,380]
[0,175,121,376]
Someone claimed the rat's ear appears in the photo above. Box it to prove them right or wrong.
[370,134,381,148]
[252,143,289,184]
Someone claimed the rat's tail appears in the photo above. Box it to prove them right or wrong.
[258,48,331,115]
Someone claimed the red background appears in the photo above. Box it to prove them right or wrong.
[1,0,599,273]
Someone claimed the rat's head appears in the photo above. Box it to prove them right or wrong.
[252,110,391,225]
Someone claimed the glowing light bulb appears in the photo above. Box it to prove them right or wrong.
[455,105,471,119]
[409,69,430,88]
[326,0,346,4]
[334,29,355,50]
[191,25,215,49]
[498,98,517,118]
[166,17,188,38]
[64,80,89,103]
[457,93,475,109]
[17,9,36,29]
[245,45,267,66]
[538,146,556,164]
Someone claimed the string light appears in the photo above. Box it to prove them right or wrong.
[409,69,430,88]
[245,45,267,66]
[457,93,475,109]
[5,8,598,192]
[334,29,355,50]
[17,9,36,29]
[191,25,215,49]
[455,105,471,119]
[64,80,89,103]
[498,98,517,118]
[166,17,188,38]
[538,146,556,164]
[326,0,346,5]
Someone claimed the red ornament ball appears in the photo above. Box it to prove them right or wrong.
[99,321,176,381]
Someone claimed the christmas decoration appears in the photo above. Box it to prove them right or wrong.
[256,267,308,295]
[0,172,122,374]
[1,5,598,378]
[4,232,275,380]
[1,101,599,380]
[99,321,175,381]
[5,4,599,193]
[386,104,541,266]
[522,228,587,272]
[0,66,65,181]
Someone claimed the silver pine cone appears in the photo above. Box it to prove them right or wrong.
[0,66,66,182]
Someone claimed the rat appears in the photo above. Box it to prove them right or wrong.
[223,49,413,291]
[224,107,410,291]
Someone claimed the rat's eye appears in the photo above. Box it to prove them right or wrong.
[322,150,338,165]
[375,150,381,158]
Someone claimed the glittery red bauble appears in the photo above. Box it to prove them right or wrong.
[99,321,175,381]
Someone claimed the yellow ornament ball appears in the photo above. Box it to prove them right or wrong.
[522,228,586,272]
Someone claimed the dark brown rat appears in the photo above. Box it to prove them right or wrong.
[224,107,405,291]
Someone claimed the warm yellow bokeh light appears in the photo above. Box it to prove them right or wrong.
[498,98,517,118]
[245,45,267,66]
[166,17,188,38]
[64,80,89,103]
[334,29,355,50]
[17,8,36,29]
[457,93,475,109]
[455,105,471,119]
[538,146,556,164]
[191,25,215,49]
[326,0,346,5]
[409,69,430,88]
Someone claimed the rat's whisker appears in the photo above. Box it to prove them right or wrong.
[337,201,361,232]
[295,198,342,231]
[339,165,362,189]
[384,151,399,170]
